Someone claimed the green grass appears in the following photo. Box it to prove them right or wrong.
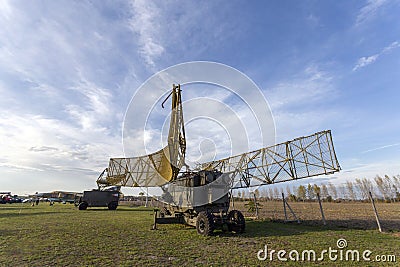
[0,203,398,266]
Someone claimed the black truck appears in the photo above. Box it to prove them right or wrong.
[76,186,120,210]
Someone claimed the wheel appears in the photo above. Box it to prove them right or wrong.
[78,202,88,210]
[108,201,118,210]
[227,210,245,233]
[196,211,214,236]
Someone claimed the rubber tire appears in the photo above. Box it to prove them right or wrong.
[196,211,214,236]
[227,210,245,233]
[108,201,118,210]
[78,202,88,210]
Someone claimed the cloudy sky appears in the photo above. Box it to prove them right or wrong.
[1,0,399,195]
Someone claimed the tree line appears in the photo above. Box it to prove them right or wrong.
[235,175,400,202]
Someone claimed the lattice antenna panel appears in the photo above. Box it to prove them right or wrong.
[199,130,340,189]
[101,147,177,188]
[98,85,187,188]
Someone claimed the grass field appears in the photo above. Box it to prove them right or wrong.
[0,203,399,266]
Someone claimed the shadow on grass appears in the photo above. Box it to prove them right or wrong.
[137,213,397,237]
[153,220,332,238]
[212,220,329,238]
[234,218,399,237]
[301,219,399,232]
[117,207,155,212]
[209,218,395,238]
[84,207,154,212]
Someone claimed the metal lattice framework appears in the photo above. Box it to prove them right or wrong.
[97,84,340,190]
[99,147,177,187]
[198,130,340,188]
[97,84,186,188]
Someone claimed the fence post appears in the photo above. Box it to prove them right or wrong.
[152,209,158,230]
[145,187,148,207]
[231,189,235,209]
[316,193,326,225]
[282,192,300,223]
[369,191,382,232]
[253,192,259,219]
[282,193,288,221]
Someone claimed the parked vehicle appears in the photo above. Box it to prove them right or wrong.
[0,194,21,204]
[75,186,120,210]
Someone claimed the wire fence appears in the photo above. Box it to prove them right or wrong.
[233,198,399,232]
[121,175,400,232]
[230,175,400,231]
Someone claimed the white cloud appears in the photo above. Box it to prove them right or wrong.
[66,76,114,130]
[382,41,400,52]
[355,0,388,27]
[266,64,335,110]
[362,143,400,154]
[306,14,320,28]
[334,161,400,183]
[263,64,341,141]
[0,0,12,20]
[352,54,379,71]
[353,41,400,71]
[0,111,123,185]
[126,1,241,70]
[128,0,165,68]
[29,146,59,152]
[0,1,139,192]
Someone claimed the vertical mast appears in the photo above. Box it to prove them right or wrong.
[167,84,186,180]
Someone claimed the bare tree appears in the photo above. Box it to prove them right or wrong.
[328,182,338,200]
[260,188,268,199]
[346,181,356,200]
[321,184,329,199]
[339,185,347,200]
[392,175,400,189]
[307,184,315,200]
[390,176,399,201]
[297,185,306,202]
[375,175,393,201]
[313,184,321,196]
[273,187,280,200]
[355,178,365,200]
[385,175,396,201]
[354,178,373,200]
[268,188,274,201]
[286,185,292,198]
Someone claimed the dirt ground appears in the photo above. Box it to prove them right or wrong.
[233,200,400,231]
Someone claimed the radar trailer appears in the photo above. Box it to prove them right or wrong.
[96,84,340,235]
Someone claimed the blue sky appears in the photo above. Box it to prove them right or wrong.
[0,0,399,195]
